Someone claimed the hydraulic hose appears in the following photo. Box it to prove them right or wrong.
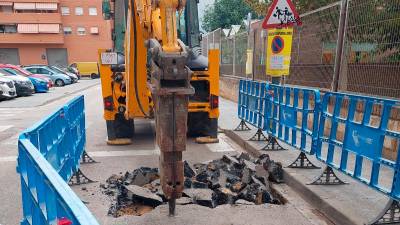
[131,0,150,118]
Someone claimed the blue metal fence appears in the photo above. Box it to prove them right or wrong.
[264,84,321,154]
[17,96,99,225]
[315,92,400,200]
[238,79,266,128]
[236,78,400,203]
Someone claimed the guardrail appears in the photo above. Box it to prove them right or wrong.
[17,96,100,225]
[235,79,400,224]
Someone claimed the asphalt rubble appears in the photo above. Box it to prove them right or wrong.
[101,153,284,217]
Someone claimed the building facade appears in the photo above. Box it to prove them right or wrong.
[0,0,112,66]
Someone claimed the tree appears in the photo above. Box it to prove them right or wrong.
[202,0,258,32]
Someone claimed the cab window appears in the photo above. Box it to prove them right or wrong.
[176,10,187,45]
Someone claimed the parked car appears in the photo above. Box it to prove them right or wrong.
[0,64,53,88]
[70,62,99,79]
[49,65,79,83]
[56,64,80,79]
[0,69,34,96]
[23,65,72,87]
[0,68,49,93]
[0,76,16,100]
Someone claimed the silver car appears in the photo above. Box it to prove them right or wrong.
[0,76,17,100]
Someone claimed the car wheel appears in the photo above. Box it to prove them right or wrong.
[91,73,98,79]
[55,79,65,87]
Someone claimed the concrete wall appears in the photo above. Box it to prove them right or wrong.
[219,76,400,160]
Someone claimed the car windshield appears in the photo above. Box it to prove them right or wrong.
[50,66,66,74]
[15,67,32,75]
[0,68,16,76]
[5,68,25,76]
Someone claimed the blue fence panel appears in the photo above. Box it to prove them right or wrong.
[17,95,99,225]
[316,92,400,200]
[238,79,266,129]
[18,139,99,225]
[263,84,321,154]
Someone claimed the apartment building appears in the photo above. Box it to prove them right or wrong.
[0,0,112,66]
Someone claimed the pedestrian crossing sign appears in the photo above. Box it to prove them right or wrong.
[262,0,302,29]
[266,27,294,76]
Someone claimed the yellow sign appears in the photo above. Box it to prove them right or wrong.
[266,27,294,76]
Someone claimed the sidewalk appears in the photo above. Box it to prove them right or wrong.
[219,98,389,225]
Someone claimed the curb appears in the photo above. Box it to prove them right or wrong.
[223,128,358,225]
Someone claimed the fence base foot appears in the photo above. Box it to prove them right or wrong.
[368,200,400,225]
[287,152,321,169]
[249,129,269,141]
[261,137,287,151]
[308,166,348,185]
[81,151,97,164]
[234,120,251,131]
[68,169,95,186]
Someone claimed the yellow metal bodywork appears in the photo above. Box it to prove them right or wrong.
[125,1,151,118]
[99,1,220,124]
[98,49,117,121]
[188,49,220,119]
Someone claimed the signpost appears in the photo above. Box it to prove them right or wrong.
[262,0,301,84]
[266,27,294,77]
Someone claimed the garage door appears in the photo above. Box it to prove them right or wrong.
[46,48,68,66]
[0,48,20,65]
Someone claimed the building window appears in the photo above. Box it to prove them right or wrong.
[89,7,97,16]
[61,7,70,15]
[75,7,83,16]
[0,24,17,33]
[63,26,72,35]
[0,5,13,13]
[77,27,86,35]
[90,27,99,35]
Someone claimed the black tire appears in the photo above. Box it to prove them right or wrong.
[55,79,65,87]
[90,73,98,79]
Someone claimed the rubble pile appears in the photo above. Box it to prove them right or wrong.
[102,153,284,217]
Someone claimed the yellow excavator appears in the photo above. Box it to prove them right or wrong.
[98,0,220,215]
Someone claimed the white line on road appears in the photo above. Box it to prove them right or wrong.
[0,149,160,163]
[89,149,160,157]
[0,125,13,132]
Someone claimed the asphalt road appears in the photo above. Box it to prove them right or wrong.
[0,80,329,225]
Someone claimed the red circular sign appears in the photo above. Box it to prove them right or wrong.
[271,36,284,54]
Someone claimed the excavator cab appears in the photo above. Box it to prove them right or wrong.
[177,0,220,143]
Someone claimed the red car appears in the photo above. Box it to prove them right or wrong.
[0,64,53,88]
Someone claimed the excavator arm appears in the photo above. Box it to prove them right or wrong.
[125,0,193,215]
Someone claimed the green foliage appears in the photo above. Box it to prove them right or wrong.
[201,0,258,32]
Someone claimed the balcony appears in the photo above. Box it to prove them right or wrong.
[0,12,62,24]
[0,33,64,44]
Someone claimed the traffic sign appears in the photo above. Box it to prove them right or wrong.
[262,0,302,29]
[266,28,294,76]
[271,36,284,54]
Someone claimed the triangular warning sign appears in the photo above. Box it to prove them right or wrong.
[262,0,302,29]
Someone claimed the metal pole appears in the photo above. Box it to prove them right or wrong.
[233,35,236,77]
[332,0,348,92]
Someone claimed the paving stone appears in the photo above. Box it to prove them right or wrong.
[235,199,255,205]
[125,185,163,207]
[176,197,192,205]
[184,161,196,178]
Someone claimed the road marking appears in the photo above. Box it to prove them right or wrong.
[0,149,160,163]
[0,156,16,162]
[206,134,238,152]
[89,149,160,157]
[0,125,13,132]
